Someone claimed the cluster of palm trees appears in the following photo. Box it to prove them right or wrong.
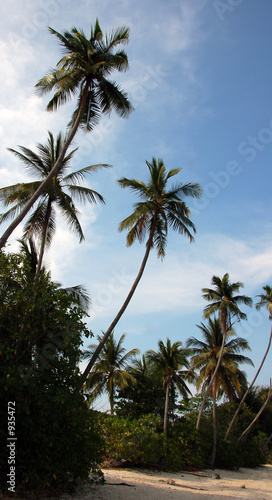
[0,21,202,387]
[82,274,272,466]
[1,19,271,467]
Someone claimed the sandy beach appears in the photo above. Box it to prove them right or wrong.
[82,464,272,500]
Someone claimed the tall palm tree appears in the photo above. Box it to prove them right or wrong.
[187,317,253,466]
[0,20,133,249]
[82,332,139,413]
[80,158,202,386]
[0,131,108,275]
[196,273,252,428]
[146,338,191,436]
[225,285,272,440]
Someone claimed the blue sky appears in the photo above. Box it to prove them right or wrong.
[1,0,272,410]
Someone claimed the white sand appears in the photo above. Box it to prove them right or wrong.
[85,465,272,500]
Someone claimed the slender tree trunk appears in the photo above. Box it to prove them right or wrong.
[261,431,272,454]
[79,220,157,389]
[0,82,90,250]
[209,386,217,468]
[225,321,272,441]
[109,379,114,414]
[196,317,227,429]
[35,201,52,279]
[237,379,272,443]
[164,382,170,437]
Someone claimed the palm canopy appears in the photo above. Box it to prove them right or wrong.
[0,131,108,249]
[202,273,253,330]
[147,338,191,397]
[82,332,139,413]
[256,285,272,319]
[147,338,191,435]
[36,20,133,131]
[187,317,253,401]
[118,157,202,258]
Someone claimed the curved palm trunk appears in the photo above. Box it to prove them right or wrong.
[79,220,156,389]
[225,321,272,441]
[164,381,170,437]
[238,379,272,443]
[0,81,90,250]
[196,317,227,429]
[35,201,52,279]
[209,385,217,468]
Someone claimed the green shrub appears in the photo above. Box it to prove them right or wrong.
[0,252,103,495]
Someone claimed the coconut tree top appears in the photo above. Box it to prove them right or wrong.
[118,157,202,258]
[36,20,133,130]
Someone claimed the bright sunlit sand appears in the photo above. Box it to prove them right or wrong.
[72,464,272,499]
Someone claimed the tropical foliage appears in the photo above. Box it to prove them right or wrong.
[0,19,132,249]
[187,317,253,466]
[82,332,139,413]
[196,273,252,428]
[81,157,202,384]
[146,338,191,436]
[0,131,107,274]
[0,250,102,495]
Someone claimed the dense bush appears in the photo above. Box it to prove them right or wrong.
[0,252,103,495]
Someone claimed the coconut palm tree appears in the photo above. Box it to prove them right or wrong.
[225,285,272,440]
[146,338,191,436]
[80,158,202,386]
[82,332,139,413]
[187,317,253,466]
[0,131,108,275]
[0,20,133,249]
[196,273,252,428]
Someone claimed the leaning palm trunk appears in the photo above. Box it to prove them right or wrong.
[237,379,272,443]
[225,322,272,441]
[35,202,52,279]
[164,382,170,437]
[80,222,156,388]
[196,318,227,429]
[0,82,90,250]
[209,387,217,468]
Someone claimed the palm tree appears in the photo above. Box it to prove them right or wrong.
[225,285,272,440]
[196,273,252,428]
[0,131,107,275]
[146,338,191,436]
[82,332,139,413]
[80,158,202,386]
[187,317,253,466]
[0,20,133,249]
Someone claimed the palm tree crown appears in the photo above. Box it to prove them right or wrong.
[82,332,139,413]
[256,285,272,319]
[202,273,253,330]
[118,157,202,258]
[0,131,108,273]
[147,338,191,435]
[36,20,133,130]
[187,317,253,401]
